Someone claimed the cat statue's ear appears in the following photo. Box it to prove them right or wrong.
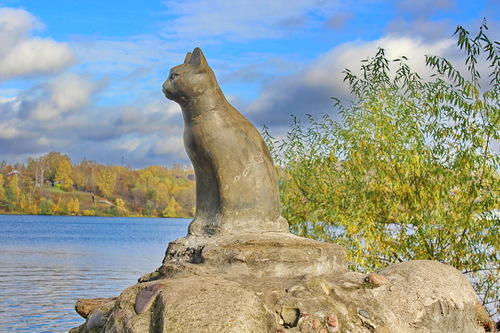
[189,47,209,73]
[184,52,192,64]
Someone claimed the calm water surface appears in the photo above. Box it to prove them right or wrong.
[0,214,190,332]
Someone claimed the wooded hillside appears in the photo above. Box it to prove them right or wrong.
[0,152,196,218]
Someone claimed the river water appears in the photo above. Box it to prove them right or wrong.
[0,214,190,332]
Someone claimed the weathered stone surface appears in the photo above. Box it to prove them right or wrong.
[74,277,272,333]
[70,297,117,333]
[134,283,163,314]
[75,297,117,318]
[158,277,272,332]
[70,235,486,333]
[376,261,481,331]
[159,233,347,279]
[364,273,388,286]
[86,309,108,330]
[475,301,491,327]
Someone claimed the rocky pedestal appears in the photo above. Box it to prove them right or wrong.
[70,232,487,333]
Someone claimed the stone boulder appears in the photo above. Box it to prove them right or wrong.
[75,297,118,319]
[70,233,486,333]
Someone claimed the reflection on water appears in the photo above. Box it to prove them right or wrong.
[0,215,190,332]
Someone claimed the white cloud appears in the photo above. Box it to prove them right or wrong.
[24,73,99,121]
[325,12,353,30]
[0,8,75,81]
[70,36,176,74]
[0,7,41,46]
[118,137,144,152]
[396,0,454,19]
[0,89,187,168]
[0,7,190,167]
[161,0,344,42]
[0,38,75,79]
[245,35,457,127]
[153,136,185,156]
[315,36,456,79]
[0,119,21,139]
[35,136,51,147]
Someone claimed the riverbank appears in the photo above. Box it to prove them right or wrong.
[0,184,194,219]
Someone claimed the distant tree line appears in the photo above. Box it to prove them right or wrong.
[0,152,196,218]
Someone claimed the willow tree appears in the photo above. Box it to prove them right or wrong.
[268,23,499,316]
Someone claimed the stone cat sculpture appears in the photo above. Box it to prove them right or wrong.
[163,48,289,236]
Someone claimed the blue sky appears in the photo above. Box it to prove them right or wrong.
[0,0,498,168]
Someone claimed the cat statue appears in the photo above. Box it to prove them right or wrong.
[163,48,289,236]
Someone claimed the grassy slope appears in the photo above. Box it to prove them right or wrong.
[39,185,123,215]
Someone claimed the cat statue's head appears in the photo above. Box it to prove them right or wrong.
[162,48,220,106]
